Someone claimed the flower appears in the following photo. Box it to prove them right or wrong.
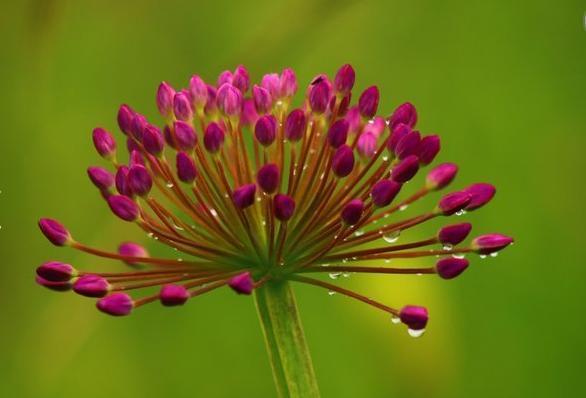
[37,64,513,337]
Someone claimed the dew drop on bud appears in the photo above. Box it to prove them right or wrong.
[407,328,426,338]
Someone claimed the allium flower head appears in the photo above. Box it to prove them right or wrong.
[37,64,513,338]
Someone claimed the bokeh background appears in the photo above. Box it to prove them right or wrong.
[1,0,585,397]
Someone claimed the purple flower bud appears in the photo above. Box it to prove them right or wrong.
[107,195,140,221]
[334,64,355,96]
[279,68,297,98]
[232,184,256,209]
[391,155,420,183]
[140,125,163,155]
[87,166,114,192]
[436,257,469,279]
[399,305,428,330]
[38,218,72,246]
[395,130,421,160]
[160,284,189,306]
[387,123,411,155]
[189,75,208,108]
[338,93,352,116]
[357,132,378,158]
[418,135,440,166]
[274,194,295,221]
[252,85,272,114]
[115,166,132,196]
[228,272,254,295]
[127,165,152,196]
[156,81,176,118]
[309,81,331,114]
[371,179,401,207]
[327,119,349,148]
[389,102,418,129]
[97,293,133,316]
[464,183,496,210]
[241,98,259,127]
[176,151,198,183]
[426,163,458,190]
[345,107,361,134]
[173,121,197,150]
[261,73,280,99]
[92,128,117,159]
[129,150,145,167]
[341,199,364,225]
[284,109,306,142]
[36,261,77,282]
[232,65,250,93]
[204,122,225,153]
[358,86,379,118]
[255,115,277,146]
[36,276,72,292]
[257,163,280,194]
[205,84,218,114]
[126,137,141,153]
[437,191,471,215]
[117,104,135,135]
[438,223,472,245]
[118,242,149,266]
[173,91,193,121]
[73,275,111,297]
[130,113,148,140]
[331,145,355,178]
[217,83,243,117]
[217,70,233,87]
[471,234,514,254]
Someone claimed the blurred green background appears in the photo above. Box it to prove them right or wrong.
[1,0,585,397]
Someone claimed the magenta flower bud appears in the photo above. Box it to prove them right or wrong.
[471,234,514,254]
[437,191,471,215]
[126,137,141,153]
[399,305,428,330]
[338,93,352,116]
[189,75,208,108]
[367,117,387,138]
[97,293,133,316]
[203,122,225,153]
[156,81,176,118]
[232,65,250,93]
[127,165,152,197]
[160,284,189,306]
[274,194,295,221]
[73,275,111,297]
[173,121,197,150]
[341,199,364,225]
[107,195,140,221]
[387,123,411,155]
[117,104,135,135]
[389,102,418,129]
[345,107,361,134]
[418,135,440,165]
[92,128,117,159]
[391,155,420,183]
[173,91,193,121]
[217,83,243,117]
[36,276,72,292]
[130,113,148,140]
[257,163,280,194]
[327,119,349,148]
[395,130,421,160]
[255,115,277,146]
[426,163,458,190]
[284,109,306,142]
[371,179,401,207]
[129,150,145,167]
[118,242,149,266]
[334,64,355,96]
[241,98,259,127]
[331,145,355,178]
[217,70,233,87]
[232,184,256,209]
[87,166,115,191]
[115,166,132,196]
[358,86,379,118]
[464,183,496,211]
[36,261,77,282]
[279,68,298,98]
[309,81,331,114]
[438,223,472,245]
[176,151,198,183]
[38,218,72,246]
[140,125,164,155]
[436,257,469,279]
[228,272,254,295]
[261,73,280,99]
[252,85,272,114]
[357,132,378,158]
[205,84,218,114]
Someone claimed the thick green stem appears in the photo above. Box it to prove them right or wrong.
[254,280,320,398]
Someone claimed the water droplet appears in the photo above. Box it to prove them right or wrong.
[172,222,184,231]
[384,259,392,264]
[479,254,487,259]
[382,156,389,162]
[399,204,409,212]
[147,232,154,238]
[328,290,336,296]
[256,197,262,202]
[177,258,183,262]
[383,230,401,244]
[391,315,401,324]
[354,230,365,237]
[341,258,348,263]
[321,263,330,267]
[166,182,174,188]
[442,244,454,251]
[342,272,351,278]
[455,209,466,216]
[408,328,425,338]
[384,214,390,219]
[154,236,159,240]
[490,252,499,258]
[303,165,308,170]
[329,272,342,280]
[224,193,229,198]
[416,273,423,276]
[262,220,267,226]
[452,253,466,259]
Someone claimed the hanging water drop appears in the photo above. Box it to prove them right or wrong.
[490,252,499,257]
[452,253,466,259]
[407,328,425,338]
[442,243,454,251]
[391,315,401,324]
[383,230,401,243]
[480,254,487,259]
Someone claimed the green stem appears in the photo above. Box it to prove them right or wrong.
[254,280,320,398]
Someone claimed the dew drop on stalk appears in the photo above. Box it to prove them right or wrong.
[383,230,400,243]
[328,291,336,296]
[452,253,466,259]
[442,243,453,251]
[342,272,351,278]
[354,230,365,237]
[166,182,174,188]
[399,204,409,212]
[329,272,342,280]
[391,315,401,324]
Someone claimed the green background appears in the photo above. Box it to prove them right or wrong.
[1,0,585,397]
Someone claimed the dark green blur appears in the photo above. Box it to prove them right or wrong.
[1,0,584,397]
